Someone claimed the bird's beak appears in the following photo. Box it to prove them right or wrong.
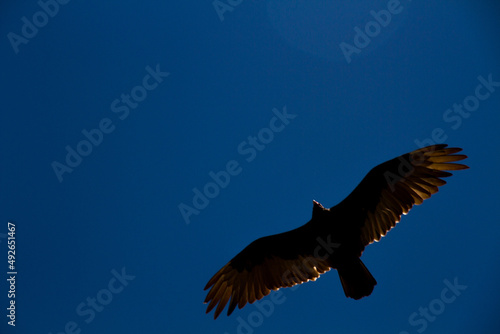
[313,200,323,208]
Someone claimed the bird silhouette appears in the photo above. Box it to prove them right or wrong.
[204,144,468,319]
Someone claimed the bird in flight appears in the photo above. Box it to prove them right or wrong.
[204,144,468,319]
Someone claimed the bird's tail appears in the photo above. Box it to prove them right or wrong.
[337,258,377,300]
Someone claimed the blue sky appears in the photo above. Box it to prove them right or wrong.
[1,1,500,333]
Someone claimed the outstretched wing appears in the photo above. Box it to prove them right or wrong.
[336,144,468,246]
[204,226,332,319]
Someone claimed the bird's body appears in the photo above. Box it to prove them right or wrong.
[204,144,468,319]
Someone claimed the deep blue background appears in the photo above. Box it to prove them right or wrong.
[1,1,499,333]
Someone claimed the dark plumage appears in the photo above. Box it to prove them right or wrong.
[204,144,468,319]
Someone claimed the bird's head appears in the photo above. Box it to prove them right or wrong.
[312,200,327,217]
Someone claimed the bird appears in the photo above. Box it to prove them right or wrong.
[204,144,468,319]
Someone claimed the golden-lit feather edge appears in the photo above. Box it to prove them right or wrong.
[360,145,468,245]
[204,255,332,319]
